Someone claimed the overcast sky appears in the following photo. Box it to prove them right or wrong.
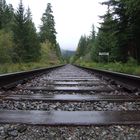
[6,0,107,51]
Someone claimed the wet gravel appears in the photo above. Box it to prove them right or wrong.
[0,124,140,140]
[21,65,114,91]
[1,100,140,111]
[0,65,140,139]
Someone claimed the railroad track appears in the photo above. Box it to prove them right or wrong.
[0,64,140,139]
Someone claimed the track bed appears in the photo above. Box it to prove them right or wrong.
[0,64,140,139]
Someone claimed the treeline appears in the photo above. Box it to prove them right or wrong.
[0,0,61,64]
[61,50,75,63]
[73,0,140,64]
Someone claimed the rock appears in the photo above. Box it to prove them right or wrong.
[7,129,18,137]
[17,125,27,133]
[102,131,107,136]
[0,126,4,131]
[130,128,135,131]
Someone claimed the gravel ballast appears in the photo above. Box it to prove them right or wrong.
[0,124,140,140]
[0,65,140,139]
[0,100,140,111]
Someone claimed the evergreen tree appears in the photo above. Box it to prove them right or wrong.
[39,3,57,45]
[13,0,40,62]
[39,3,62,60]
[73,0,140,64]
[0,30,13,63]
[73,35,88,61]
[125,0,140,62]
[90,24,96,41]
[91,7,117,62]
[55,43,62,60]
[0,0,14,30]
[101,0,140,62]
[87,24,96,59]
[12,0,27,62]
[111,0,129,62]
[24,7,41,62]
[0,0,6,29]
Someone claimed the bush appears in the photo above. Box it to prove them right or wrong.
[0,30,14,64]
[78,61,140,76]
[126,57,138,66]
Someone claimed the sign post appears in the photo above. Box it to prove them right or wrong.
[99,52,109,63]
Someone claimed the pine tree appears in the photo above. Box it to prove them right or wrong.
[0,0,6,29]
[12,0,25,62]
[13,0,40,62]
[39,3,62,60]
[24,7,41,62]
[39,3,57,45]
[0,0,14,30]
[125,0,140,62]
[73,35,88,61]
[73,0,140,63]
[55,43,62,60]
[101,0,140,62]
[90,24,96,41]
[90,4,117,62]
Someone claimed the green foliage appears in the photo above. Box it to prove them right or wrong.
[0,0,62,74]
[101,0,140,62]
[79,62,140,76]
[39,3,57,45]
[0,0,14,30]
[40,41,62,65]
[0,62,54,74]
[54,43,63,61]
[91,8,118,62]
[73,35,88,62]
[12,0,40,62]
[89,24,96,41]
[74,0,140,69]
[62,50,75,63]
[23,7,41,62]
[126,57,138,66]
[72,25,96,63]
[39,3,62,61]
[0,30,14,63]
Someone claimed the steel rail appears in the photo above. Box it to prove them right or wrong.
[0,65,64,89]
[2,94,140,102]
[75,65,140,89]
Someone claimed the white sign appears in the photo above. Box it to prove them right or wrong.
[99,52,109,56]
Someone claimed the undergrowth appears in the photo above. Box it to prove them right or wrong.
[0,61,62,74]
[77,61,140,76]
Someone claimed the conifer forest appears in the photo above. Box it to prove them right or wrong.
[0,0,140,75]
[0,0,62,73]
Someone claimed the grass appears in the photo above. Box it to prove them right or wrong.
[78,62,140,76]
[0,60,62,74]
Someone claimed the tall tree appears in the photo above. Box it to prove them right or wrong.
[39,3,57,45]
[125,0,140,62]
[0,30,13,63]
[101,0,140,62]
[23,7,41,61]
[12,0,26,62]
[39,3,62,60]
[91,7,117,62]
[73,0,140,63]
[73,35,88,62]
[0,0,6,29]
[13,0,40,62]
[0,0,14,30]
[90,24,96,41]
